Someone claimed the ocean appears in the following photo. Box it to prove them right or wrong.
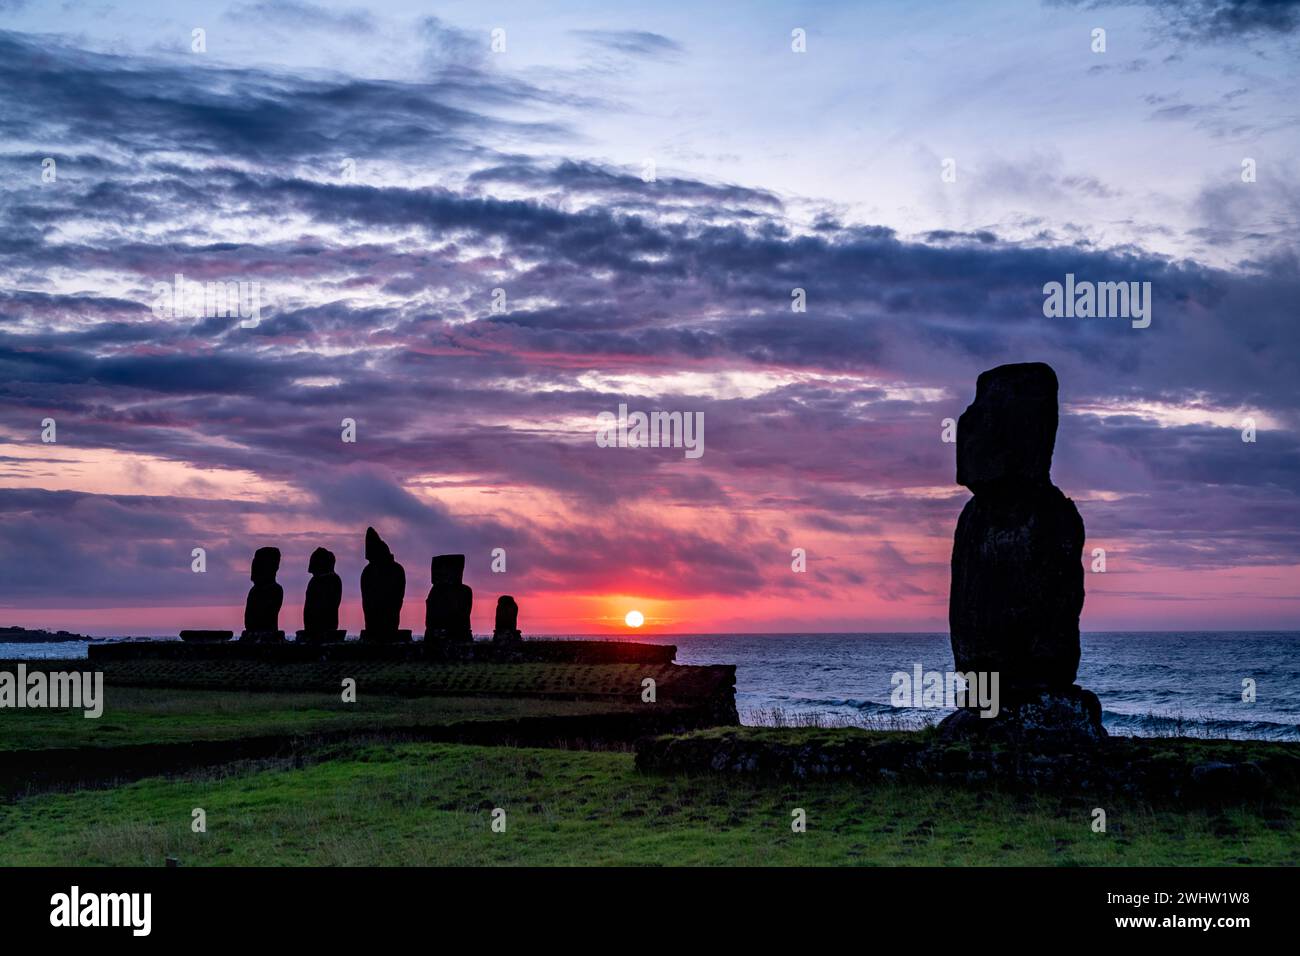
[5,631,1297,741]
[656,631,1300,741]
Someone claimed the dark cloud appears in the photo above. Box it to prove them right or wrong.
[468,158,783,210]
[1051,0,1300,40]
[228,1,377,34]
[0,30,571,169]
[570,29,684,58]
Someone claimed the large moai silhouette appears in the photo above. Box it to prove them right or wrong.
[360,527,408,642]
[942,363,1105,742]
[297,547,345,643]
[241,546,285,642]
[424,554,473,643]
[492,595,522,644]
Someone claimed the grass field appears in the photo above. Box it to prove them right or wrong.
[2,668,1293,867]
[1,741,1294,866]
[0,687,636,752]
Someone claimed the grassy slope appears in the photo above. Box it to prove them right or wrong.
[0,688,634,751]
[0,742,1293,866]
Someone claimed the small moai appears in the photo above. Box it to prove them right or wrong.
[296,547,345,643]
[424,554,473,643]
[240,546,285,642]
[492,595,522,644]
[360,527,409,642]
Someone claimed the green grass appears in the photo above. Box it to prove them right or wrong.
[0,687,635,752]
[0,741,1293,866]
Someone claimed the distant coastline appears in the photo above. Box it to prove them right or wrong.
[0,626,96,643]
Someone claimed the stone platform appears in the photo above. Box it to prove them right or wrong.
[89,638,678,666]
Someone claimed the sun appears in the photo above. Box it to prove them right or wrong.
[624,610,645,628]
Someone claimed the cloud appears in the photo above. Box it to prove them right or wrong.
[1051,0,1300,41]
[228,1,377,34]
[570,29,684,59]
[0,26,1296,628]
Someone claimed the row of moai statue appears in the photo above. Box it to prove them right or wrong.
[240,527,523,644]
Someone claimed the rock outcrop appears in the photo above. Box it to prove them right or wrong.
[241,546,285,642]
[424,554,473,643]
[943,362,1103,743]
[360,528,408,642]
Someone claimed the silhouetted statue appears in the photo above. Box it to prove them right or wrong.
[297,547,344,643]
[360,527,407,642]
[241,546,284,642]
[492,595,521,644]
[942,363,1104,742]
[424,554,473,643]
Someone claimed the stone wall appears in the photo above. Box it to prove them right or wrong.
[89,639,677,666]
[635,728,1300,802]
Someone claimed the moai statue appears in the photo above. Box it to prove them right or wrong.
[241,546,284,642]
[424,554,473,644]
[360,527,408,642]
[941,362,1104,743]
[297,547,344,643]
[492,595,522,644]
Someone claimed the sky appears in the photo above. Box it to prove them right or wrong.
[0,0,1297,635]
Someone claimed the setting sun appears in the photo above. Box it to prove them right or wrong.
[624,610,645,628]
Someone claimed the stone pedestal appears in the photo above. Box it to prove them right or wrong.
[180,630,233,643]
[360,629,411,643]
[239,629,285,643]
[295,629,347,644]
[937,685,1106,746]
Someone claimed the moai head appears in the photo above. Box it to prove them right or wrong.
[308,547,335,576]
[430,553,466,586]
[956,362,1059,494]
[495,595,519,631]
[250,547,281,584]
[365,527,393,564]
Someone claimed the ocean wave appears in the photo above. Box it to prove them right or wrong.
[1102,709,1300,741]
[778,697,902,715]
